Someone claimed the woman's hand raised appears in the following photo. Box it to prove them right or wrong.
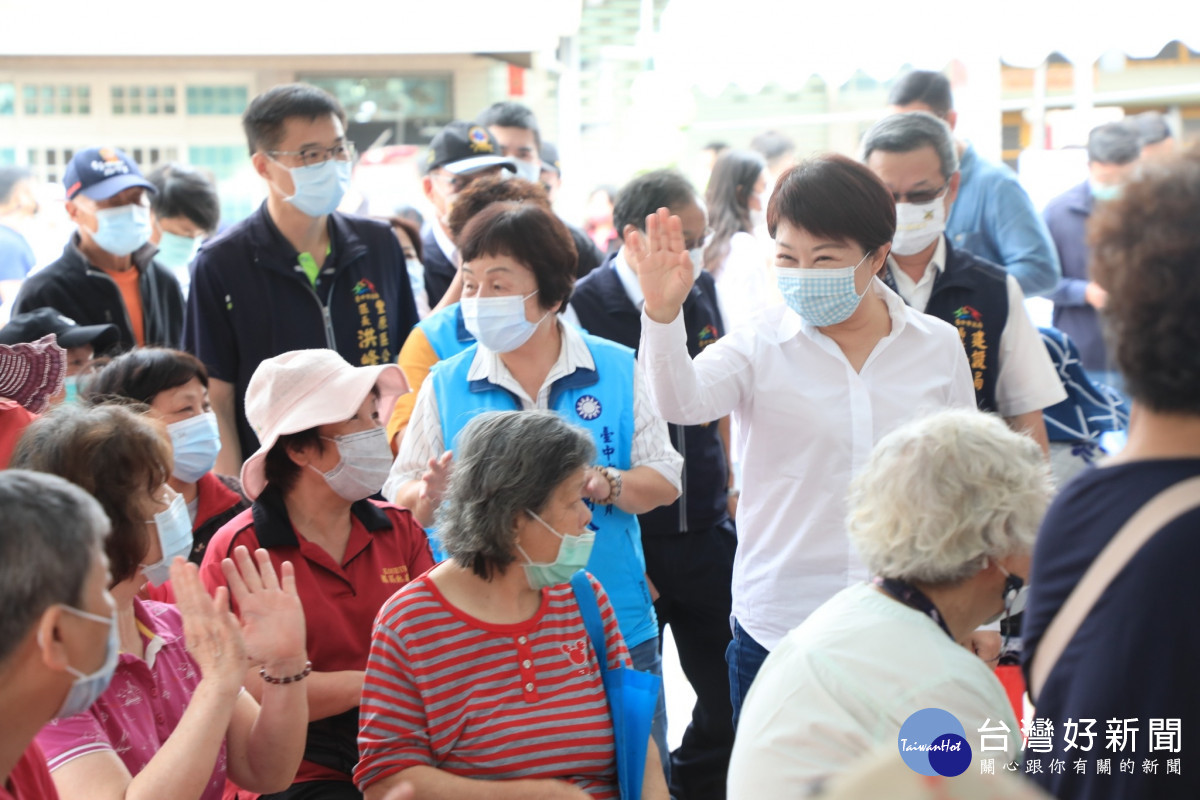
[171,557,248,696]
[220,546,308,677]
[626,208,695,325]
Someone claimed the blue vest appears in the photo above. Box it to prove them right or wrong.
[431,334,658,649]
[417,302,474,360]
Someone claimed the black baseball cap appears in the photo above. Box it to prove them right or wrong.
[63,147,157,201]
[424,122,517,176]
[0,307,120,352]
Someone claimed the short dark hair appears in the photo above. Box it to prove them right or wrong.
[458,201,577,311]
[1087,122,1141,165]
[264,429,325,494]
[147,163,220,232]
[1132,111,1173,146]
[0,166,32,206]
[381,216,424,263]
[446,175,551,242]
[767,154,896,252]
[84,347,208,406]
[888,70,954,117]
[613,169,699,238]
[12,404,172,585]
[242,83,347,156]
[0,470,109,665]
[1089,147,1200,414]
[475,102,541,148]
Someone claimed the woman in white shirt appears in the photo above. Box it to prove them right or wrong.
[702,150,774,336]
[727,409,1050,793]
[630,154,976,723]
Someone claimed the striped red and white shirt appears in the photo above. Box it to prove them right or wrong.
[355,571,629,797]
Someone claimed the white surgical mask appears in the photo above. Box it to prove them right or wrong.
[312,428,393,502]
[142,492,194,586]
[461,290,549,353]
[275,158,352,217]
[92,204,152,257]
[689,247,705,279]
[892,199,946,256]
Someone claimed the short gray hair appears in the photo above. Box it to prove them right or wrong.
[0,470,110,664]
[861,112,959,180]
[847,409,1052,585]
[437,410,596,580]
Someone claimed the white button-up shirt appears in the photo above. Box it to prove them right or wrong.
[638,280,975,650]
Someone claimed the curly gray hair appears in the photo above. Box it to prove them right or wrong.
[847,409,1053,585]
[437,410,596,580]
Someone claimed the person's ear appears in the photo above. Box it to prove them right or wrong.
[251,151,272,181]
[63,200,81,223]
[285,437,322,468]
[945,110,959,131]
[945,171,962,211]
[620,224,639,244]
[35,606,71,672]
[869,244,891,274]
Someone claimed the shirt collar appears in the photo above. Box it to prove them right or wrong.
[466,319,596,388]
[250,483,394,549]
[885,235,947,284]
[612,247,645,308]
[774,277,910,343]
[430,219,460,267]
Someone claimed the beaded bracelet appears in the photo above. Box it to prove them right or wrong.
[260,660,313,685]
[592,465,623,505]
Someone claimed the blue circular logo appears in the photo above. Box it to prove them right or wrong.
[575,395,602,420]
[897,708,972,777]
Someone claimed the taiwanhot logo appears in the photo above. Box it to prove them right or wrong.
[897,708,972,777]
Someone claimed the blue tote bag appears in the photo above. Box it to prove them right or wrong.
[570,570,662,800]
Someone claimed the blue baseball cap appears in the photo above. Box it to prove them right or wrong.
[63,147,157,201]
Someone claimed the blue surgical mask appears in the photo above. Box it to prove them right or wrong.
[277,158,352,217]
[92,204,152,256]
[61,375,81,405]
[512,159,541,184]
[516,510,596,590]
[155,230,203,270]
[1089,181,1122,202]
[775,250,873,327]
[167,412,221,483]
[461,291,549,353]
[41,604,120,719]
[142,492,193,585]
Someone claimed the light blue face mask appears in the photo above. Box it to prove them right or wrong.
[141,492,193,586]
[167,412,221,483]
[775,250,873,328]
[39,604,120,719]
[92,204,152,257]
[155,230,203,270]
[278,158,352,217]
[61,375,81,405]
[1089,181,1122,202]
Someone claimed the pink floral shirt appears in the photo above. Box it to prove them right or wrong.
[36,599,226,800]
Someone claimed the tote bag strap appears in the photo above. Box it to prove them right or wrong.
[570,570,609,666]
[1029,474,1200,702]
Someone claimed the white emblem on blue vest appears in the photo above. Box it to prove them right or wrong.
[575,395,602,420]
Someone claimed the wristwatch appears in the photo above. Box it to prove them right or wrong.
[594,465,623,505]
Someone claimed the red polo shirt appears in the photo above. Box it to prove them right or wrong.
[199,486,434,787]
[2,741,59,800]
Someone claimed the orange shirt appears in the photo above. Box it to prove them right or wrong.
[104,266,144,346]
[386,326,438,452]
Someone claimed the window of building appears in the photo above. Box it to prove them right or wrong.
[0,84,13,116]
[185,86,249,115]
[189,145,257,224]
[0,149,15,166]
[301,75,454,144]
[112,85,176,115]
[20,84,90,115]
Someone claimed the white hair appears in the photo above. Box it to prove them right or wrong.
[847,409,1053,585]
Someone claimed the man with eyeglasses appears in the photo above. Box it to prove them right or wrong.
[862,112,1063,456]
[565,169,738,800]
[418,121,516,309]
[183,83,419,475]
[888,70,1061,298]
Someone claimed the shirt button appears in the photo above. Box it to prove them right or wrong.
[525,682,534,692]
[522,659,532,669]
[518,636,527,645]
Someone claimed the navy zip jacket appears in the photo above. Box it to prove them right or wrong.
[183,202,418,457]
[14,234,184,352]
[569,254,730,534]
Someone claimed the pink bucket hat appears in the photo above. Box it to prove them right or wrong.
[240,349,407,500]
[0,333,66,414]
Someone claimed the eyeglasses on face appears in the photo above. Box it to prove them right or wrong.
[267,141,357,168]
[891,183,949,205]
